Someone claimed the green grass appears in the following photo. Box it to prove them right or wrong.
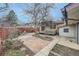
[4,49,26,56]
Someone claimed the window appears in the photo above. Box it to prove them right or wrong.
[64,28,69,32]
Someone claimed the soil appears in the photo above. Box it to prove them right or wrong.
[48,53,57,56]
[34,34,53,41]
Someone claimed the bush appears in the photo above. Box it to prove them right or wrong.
[12,40,24,50]
[4,39,15,49]
[4,39,24,50]
[8,31,21,39]
[4,49,26,56]
[3,39,26,56]
[0,46,6,55]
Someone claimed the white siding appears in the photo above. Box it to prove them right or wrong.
[59,25,76,38]
[78,24,79,43]
[76,23,79,43]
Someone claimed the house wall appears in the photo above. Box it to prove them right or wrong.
[59,25,76,38]
[75,23,79,43]
[60,4,79,43]
[77,23,79,43]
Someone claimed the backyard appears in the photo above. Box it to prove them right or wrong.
[0,3,79,56]
[0,28,79,56]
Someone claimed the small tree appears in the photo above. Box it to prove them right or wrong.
[7,10,18,26]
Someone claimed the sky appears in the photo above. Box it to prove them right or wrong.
[9,4,30,24]
[51,3,68,21]
[0,3,68,24]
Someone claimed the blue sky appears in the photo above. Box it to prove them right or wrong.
[7,3,68,24]
[9,4,30,24]
[51,3,68,21]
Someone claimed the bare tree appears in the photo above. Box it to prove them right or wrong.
[24,4,41,27]
[39,4,54,22]
[0,3,8,11]
[0,3,9,26]
[24,3,54,28]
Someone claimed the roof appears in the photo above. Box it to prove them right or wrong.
[55,20,64,25]
[64,3,72,8]
[61,3,79,12]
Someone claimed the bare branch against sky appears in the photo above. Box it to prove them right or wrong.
[24,3,54,27]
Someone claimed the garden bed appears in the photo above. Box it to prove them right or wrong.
[49,44,79,56]
[33,34,53,41]
[4,49,26,56]
[0,39,34,56]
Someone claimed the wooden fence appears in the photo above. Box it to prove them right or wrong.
[0,26,39,46]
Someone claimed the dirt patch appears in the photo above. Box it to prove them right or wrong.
[49,44,79,56]
[33,34,53,41]
[48,52,56,56]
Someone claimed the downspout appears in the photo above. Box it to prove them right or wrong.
[76,23,79,44]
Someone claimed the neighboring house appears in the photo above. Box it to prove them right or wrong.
[59,3,79,43]
[38,20,57,35]
[40,20,56,31]
[25,22,35,28]
[55,20,64,35]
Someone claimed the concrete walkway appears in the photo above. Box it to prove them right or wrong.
[35,38,59,56]
[17,33,50,54]
[57,36,79,50]
[14,34,79,56]
[35,36,79,56]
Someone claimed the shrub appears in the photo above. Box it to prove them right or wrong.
[4,39,14,49]
[0,45,6,55]
[12,40,24,50]
[4,49,26,56]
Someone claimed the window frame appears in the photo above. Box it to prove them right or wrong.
[63,28,69,32]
